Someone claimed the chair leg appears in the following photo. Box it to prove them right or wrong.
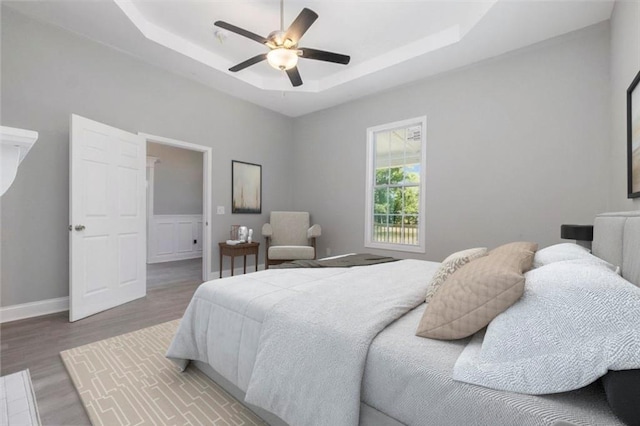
[311,237,317,260]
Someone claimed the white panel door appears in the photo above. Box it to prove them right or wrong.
[69,114,146,322]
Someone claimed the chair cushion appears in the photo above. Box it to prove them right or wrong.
[270,211,310,246]
[269,246,315,260]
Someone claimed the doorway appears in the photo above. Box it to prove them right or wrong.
[69,115,213,322]
[141,133,212,285]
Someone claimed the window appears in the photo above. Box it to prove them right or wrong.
[365,117,426,253]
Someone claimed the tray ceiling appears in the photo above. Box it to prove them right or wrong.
[4,1,614,117]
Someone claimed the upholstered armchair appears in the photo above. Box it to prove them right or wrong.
[262,211,321,268]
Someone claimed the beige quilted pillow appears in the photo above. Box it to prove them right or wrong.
[416,242,537,340]
[425,248,488,303]
[490,241,538,272]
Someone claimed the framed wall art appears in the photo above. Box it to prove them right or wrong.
[232,160,262,213]
[628,70,640,198]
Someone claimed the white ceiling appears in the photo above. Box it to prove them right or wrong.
[4,0,614,117]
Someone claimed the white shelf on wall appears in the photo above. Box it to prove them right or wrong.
[1,126,39,196]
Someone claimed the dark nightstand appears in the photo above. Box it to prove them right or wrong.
[219,242,260,278]
[561,224,593,249]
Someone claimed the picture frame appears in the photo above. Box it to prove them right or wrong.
[627,70,640,198]
[232,160,262,213]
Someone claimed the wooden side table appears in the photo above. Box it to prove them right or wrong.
[219,242,260,278]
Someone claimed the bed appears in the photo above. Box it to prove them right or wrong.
[167,211,640,426]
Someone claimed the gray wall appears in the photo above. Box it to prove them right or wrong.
[0,7,293,307]
[147,142,203,215]
[609,0,640,211]
[2,4,635,309]
[291,23,612,262]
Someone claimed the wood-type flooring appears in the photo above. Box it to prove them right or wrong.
[1,279,202,425]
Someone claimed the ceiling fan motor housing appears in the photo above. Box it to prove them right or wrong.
[268,30,296,49]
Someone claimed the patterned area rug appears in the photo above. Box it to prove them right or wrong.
[61,320,264,426]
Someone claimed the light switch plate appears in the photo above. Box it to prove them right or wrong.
[216,206,225,215]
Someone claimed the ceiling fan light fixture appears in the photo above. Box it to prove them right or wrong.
[267,48,299,70]
[216,7,349,86]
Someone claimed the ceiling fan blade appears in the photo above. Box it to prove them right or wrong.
[284,8,318,43]
[286,67,303,87]
[299,48,350,65]
[229,54,267,72]
[214,21,268,44]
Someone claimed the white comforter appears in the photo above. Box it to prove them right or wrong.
[167,259,439,425]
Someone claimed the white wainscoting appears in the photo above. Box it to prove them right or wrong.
[148,214,203,264]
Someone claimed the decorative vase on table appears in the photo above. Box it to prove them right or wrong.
[238,226,248,242]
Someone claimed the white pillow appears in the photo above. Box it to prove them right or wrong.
[533,243,617,271]
[452,261,640,394]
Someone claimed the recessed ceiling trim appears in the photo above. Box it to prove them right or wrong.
[114,0,264,88]
[113,0,496,93]
[317,25,462,92]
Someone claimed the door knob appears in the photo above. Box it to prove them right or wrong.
[75,225,86,231]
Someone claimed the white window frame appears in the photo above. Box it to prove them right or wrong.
[364,116,427,253]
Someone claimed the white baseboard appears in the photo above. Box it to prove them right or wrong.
[0,296,69,324]
[1,263,266,323]
[147,252,203,264]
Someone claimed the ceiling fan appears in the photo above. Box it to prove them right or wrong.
[214,1,350,87]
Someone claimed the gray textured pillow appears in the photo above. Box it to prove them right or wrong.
[425,248,488,303]
[453,261,640,394]
[533,242,617,272]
